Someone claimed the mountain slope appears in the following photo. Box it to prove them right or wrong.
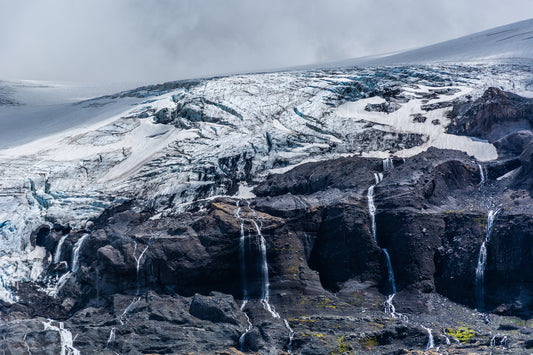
[1,20,533,354]
[335,18,533,67]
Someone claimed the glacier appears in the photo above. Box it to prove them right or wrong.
[1,18,533,354]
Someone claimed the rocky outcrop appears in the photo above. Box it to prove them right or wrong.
[447,87,533,141]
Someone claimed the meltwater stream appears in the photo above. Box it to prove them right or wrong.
[234,202,279,317]
[368,173,382,243]
[235,201,280,350]
[53,234,68,264]
[383,249,397,294]
[71,234,89,273]
[42,319,80,355]
[383,157,394,171]
[132,235,155,296]
[367,169,404,320]
[421,325,435,350]
[475,209,500,310]
[478,163,486,186]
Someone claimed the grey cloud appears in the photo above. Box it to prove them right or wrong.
[0,0,532,84]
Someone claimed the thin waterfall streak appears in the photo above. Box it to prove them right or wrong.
[252,220,269,301]
[475,208,500,310]
[486,208,500,241]
[71,234,89,273]
[421,325,434,350]
[119,297,140,326]
[239,303,253,351]
[367,185,377,243]
[443,330,451,345]
[385,294,396,316]
[133,241,150,295]
[383,157,394,171]
[384,294,408,322]
[374,172,383,184]
[235,201,278,318]
[53,234,68,264]
[383,249,397,294]
[105,327,116,350]
[42,319,80,355]
[252,219,279,318]
[475,241,487,309]
[284,319,295,354]
[235,204,248,301]
[478,163,486,185]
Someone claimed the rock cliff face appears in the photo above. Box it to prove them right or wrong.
[3,64,533,354]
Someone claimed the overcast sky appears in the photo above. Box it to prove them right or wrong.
[0,0,532,85]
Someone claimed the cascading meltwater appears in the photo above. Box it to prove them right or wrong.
[475,208,500,310]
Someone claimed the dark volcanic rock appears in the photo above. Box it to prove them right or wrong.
[253,156,383,197]
[365,101,401,113]
[309,204,382,291]
[494,130,533,157]
[447,87,533,141]
[189,292,244,325]
[486,214,533,317]
[515,140,533,190]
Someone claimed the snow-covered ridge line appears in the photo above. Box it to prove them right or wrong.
[320,18,533,69]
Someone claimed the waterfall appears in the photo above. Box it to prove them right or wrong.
[105,327,116,350]
[234,204,248,301]
[486,209,499,241]
[475,208,500,310]
[383,157,394,171]
[119,297,141,325]
[443,330,451,345]
[478,163,486,186]
[475,241,487,309]
[53,234,68,264]
[367,185,377,243]
[367,180,404,320]
[239,301,253,351]
[71,234,89,273]
[42,319,80,355]
[132,239,151,296]
[500,335,509,347]
[374,172,383,184]
[234,202,279,318]
[284,319,295,354]
[490,334,497,347]
[50,271,73,298]
[421,325,434,350]
[383,249,397,294]
[384,294,396,315]
[252,219,279,318]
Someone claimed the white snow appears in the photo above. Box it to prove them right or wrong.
[335,85,498,161]
[330,18,533,68]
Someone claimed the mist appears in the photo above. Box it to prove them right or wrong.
[0,0,532,84]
